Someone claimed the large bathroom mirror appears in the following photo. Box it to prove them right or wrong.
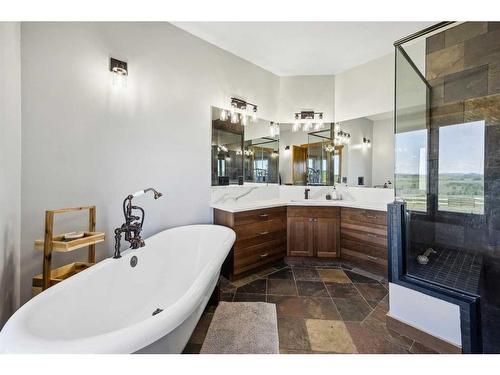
[211,106,279,185]
[212,105,394,187]
[278,111,394,187]
[339,112,394,188]
[279,123,336,186]
[243,138,279,183]
[211,107,244,185]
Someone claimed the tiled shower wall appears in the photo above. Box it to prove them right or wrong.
[425,21,500,249]
[420,21,500,353]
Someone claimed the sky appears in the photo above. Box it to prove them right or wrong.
[395,120,485,175]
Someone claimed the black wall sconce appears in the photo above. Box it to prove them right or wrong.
[110,57,128,88]
[285,145,290,150]
[363,137,371,144]
[110,58,128,75]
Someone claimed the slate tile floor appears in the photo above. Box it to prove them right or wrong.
[183,261,438,354]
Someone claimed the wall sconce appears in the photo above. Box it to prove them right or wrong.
[285,145,290,150]
[363,137,371,147]
[272,150,279,158]
[110,57,128,88]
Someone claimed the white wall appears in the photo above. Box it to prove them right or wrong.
[341,117,373,187]
[372,117,394,186]
[389,283,462,346]
[277,75,335,123]
[0,22,22,327]
[335,53,394,122]
[19,22,281,304]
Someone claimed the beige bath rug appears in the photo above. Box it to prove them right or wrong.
[200,301,279,354]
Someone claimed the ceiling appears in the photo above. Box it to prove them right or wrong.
[172,22,434,76]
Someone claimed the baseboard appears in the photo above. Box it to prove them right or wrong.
[386,314,462,354]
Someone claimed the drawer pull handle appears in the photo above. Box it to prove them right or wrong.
[260,231,269,235]
[259,214,269,218]
[367,255,378,261]
[367,233,378,238]
[366,215,378,219]
[260,253,269,258]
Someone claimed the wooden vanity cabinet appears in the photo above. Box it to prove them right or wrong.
[287,207,340,258]
[214,206,287,280]
[340,207,388,276]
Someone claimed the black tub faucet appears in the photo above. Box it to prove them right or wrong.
[305,188,311,200]
[113,188,163,259]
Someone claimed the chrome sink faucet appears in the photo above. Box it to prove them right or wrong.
[113,188,163,259]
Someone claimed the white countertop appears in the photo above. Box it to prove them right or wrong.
[211,198,390,213]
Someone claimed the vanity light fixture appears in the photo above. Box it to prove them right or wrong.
[110,57,128,87]
[229,97,258,126]
[270,122,280,137]
[333,123,351,145]
[292,111,324,132]
[324,144,335,153]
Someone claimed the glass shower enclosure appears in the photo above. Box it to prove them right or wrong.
[391,21,500,353]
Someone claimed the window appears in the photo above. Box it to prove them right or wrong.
[395,129,428,212]
[438,121,485,215]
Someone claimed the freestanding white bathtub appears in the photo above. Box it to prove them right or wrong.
[0,224,235,353]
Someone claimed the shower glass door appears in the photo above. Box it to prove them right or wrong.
[394,22,500,353]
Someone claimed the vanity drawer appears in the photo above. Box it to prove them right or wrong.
[341,238,387,260]
[341,248,387,276]
[341,207,387,226]
[234,229,286,251]
[234,207,287,226]
[234,218,286,242]
[288,206,340,219]
[341,227,387,248]
[234,238,286,274]
[341,221,387,237]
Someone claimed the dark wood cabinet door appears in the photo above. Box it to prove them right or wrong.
[314,217,340,258]
[287,217,314,257]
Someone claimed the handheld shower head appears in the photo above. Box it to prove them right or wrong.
[131,188,163,199]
